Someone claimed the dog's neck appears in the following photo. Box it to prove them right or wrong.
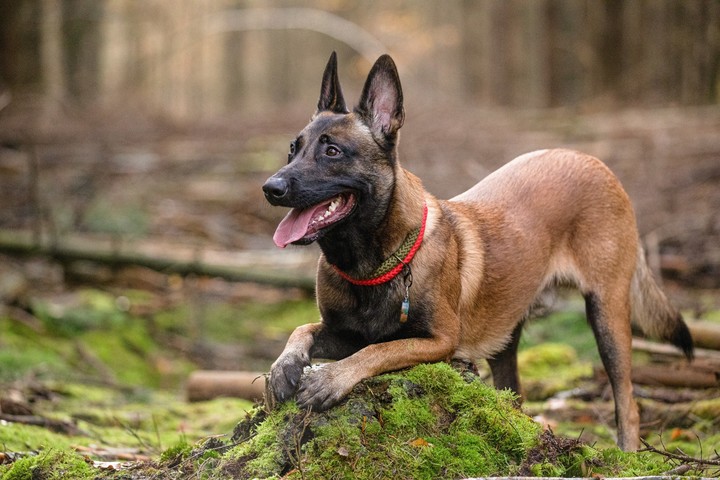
[319,167,427,278]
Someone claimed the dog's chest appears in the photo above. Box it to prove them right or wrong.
[320,283,433,344]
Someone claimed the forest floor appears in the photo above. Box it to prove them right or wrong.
[0,102,719,477]
[0,262,718,478]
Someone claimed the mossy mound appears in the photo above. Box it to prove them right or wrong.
[1,449,96,480]
[1,362,697,479]
[218,362,542,479]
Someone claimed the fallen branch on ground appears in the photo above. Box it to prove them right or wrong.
[0,413,83,436]
[639,437,720,477]
[0,229,316,292]
[632,338,720,363]
[186,370,266,402]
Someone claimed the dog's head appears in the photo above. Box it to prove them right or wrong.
[263,52,405,248]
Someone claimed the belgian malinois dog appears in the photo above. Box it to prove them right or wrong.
[262,52,694,451]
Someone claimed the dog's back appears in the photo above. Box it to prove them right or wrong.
[449,148,690,358]
[447,149,632,355]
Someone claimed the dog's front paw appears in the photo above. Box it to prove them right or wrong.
[268,353,309,406]
[296,363,356,412]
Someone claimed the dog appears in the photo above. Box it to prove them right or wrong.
[262,52,694,451]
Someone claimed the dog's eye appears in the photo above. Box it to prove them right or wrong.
[325,146,340,157]
[287,141,297,163]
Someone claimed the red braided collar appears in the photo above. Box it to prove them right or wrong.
[332,202,428,286]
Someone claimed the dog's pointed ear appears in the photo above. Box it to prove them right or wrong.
[356,54,405,138]
[316,52,349,114]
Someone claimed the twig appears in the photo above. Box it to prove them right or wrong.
[639,437,720,475]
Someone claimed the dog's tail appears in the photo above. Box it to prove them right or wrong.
[630,243,694,361]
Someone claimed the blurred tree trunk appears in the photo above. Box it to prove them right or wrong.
[40,0,66,105]
[488,0,512,105]
[598,0,623,99]
[523,0,550,108]
[679,1,720,104]
[459,0,488,102]
[98,0,128,103]
[0,1,41,91]
[62,0,103,101]
[199,0,224,119]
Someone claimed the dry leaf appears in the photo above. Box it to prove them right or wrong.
[408,437,431,448]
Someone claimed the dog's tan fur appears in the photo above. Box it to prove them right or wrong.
[263,53,693,452]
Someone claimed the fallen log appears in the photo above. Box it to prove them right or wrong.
[0,413,82,435]
[687,321,720,351]
[0,229,316,292]
[186,370,266,402]
[631,364,719,389]
[632,338,720,363]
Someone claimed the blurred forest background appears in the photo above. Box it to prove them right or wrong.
[0,0,720,467]
[2,0,719,115]
[1,0,719,291]
[0,0,718,256]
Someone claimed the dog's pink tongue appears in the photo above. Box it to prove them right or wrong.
[273,207,317,248]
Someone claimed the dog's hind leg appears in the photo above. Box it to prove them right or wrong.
[487,321,524,402]
[585,291,639,451]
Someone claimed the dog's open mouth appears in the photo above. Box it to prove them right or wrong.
[273,193,356,248]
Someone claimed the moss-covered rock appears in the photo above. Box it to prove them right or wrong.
[218,362,542,480]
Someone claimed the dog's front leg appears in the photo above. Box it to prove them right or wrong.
[268,322,362,406]
[297,327,458,411]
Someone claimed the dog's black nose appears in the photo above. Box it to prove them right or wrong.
[262,176,289,201]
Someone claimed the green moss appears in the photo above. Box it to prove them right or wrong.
[0,423,77,453]
[0,380,253,460]
[221,363,542,480]
[79,323,161,387]
[160,437,192,463]
[153,299,315,344]
[30,289,129,337]
[691,397,720,420]
[0,449,95,480]
[225,403,298,478]
[597,448,671,476]
[522,308,601,363]
[0,316,73,381]
[518,343,593,400]
[550,419,617,449]
[649,426,720,460]
[82,198,149,236]
[0,344,69,382]
[0,290,195,388]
